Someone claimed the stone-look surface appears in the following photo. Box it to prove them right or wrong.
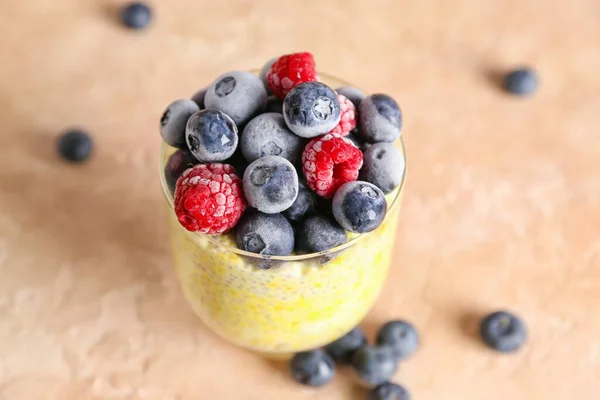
[0,1,599,400]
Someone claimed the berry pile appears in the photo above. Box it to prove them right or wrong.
[290,320,419,398]
[160,52,405,259]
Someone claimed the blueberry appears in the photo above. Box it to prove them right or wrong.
[359,94,402,143]
[332,181,387,233]
[243,156,299,214]
[164,149,198,195]
[235,210,294,257]
[352,345,398,387]
[57,129,94,163]
[360,143,405,194]
[160,99,200,148]
[224,147,248,178]
[120,2,152,29]
[295,214,347,254]
[325,327,367,364]
[265,96,283,113]
[290,350,335,387]
[283,82,341,138]
[185,109,238,162]
[241,113,304,164]
[480,311,527,353]
[282,180,317,223]
[336,86,366,108]
[503,68,538,96]
[260,57,277,95]
[204,71,267,126]
[368,382,411,400]
[191,87,207,109]
[376,320,419,361]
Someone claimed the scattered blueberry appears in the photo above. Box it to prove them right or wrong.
[191,87,207,109]
[57,129,94,163]
[204,71,267,126]
[283,82,341,138]
[160,99,200,148]
[290,350,335,387]
[360,143,405,194]
[325,327,367,364]
[120,2,152,30]
[359,94,402,143]
[503,68,538,96]
[376,320,419,361]
[260,57,277,95]
[352,345,398,387]
[480,311,527,353]
[241,113,304,164]
[282,180,317,223]
[235,210,294,257]
[266,96,283,113]
[336,86,367,108]
[295,214,347,254]
[164,149,198,195]
[368,382,411,400]
[243,155,299,214]
[332,181,387,233]
[185,109,238,162]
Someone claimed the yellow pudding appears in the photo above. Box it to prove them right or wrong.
[159,74,406,356]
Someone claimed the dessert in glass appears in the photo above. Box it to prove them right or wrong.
[159,52,406,357]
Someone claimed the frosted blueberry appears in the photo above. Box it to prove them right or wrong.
[295,215,347,254]
[480,311,527,353]
[290,350,335,387]
[332,181,387,233]
[283,82,340,138]
[325,327,367,364]
[204,71,267,126]
[376,320,419,361]
[359,94,402,143]
[185,109,238,162]
[191,87,207,109]
[282,180,317,223]
[160,99,200,148]
[243,156,299,214]
[360,142,405,194]
[503,68,538,96]
[164,149,198,195]
[368,382,411,400]
[352,345,398,387]
[235,210,294,257]
[241,113,304,164]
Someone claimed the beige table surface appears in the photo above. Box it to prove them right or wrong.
[1,0,599,399]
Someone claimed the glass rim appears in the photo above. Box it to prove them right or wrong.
[158,71,407,261]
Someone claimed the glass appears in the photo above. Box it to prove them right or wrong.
[159,73,406,357]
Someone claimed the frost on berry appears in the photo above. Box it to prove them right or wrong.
[301,134,363,198]
[174,163,246,234]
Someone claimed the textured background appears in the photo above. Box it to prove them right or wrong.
[1,0,599,399]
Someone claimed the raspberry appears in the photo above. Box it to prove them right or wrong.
[267,52,318,100]
[328,94,356,136]
[302,134,363,198]
[174,163,246,234]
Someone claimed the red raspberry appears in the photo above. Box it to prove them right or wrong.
[302,134,363,198]
[174,163,246,234]
[267,52,318,100]
[328,94,356,136]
